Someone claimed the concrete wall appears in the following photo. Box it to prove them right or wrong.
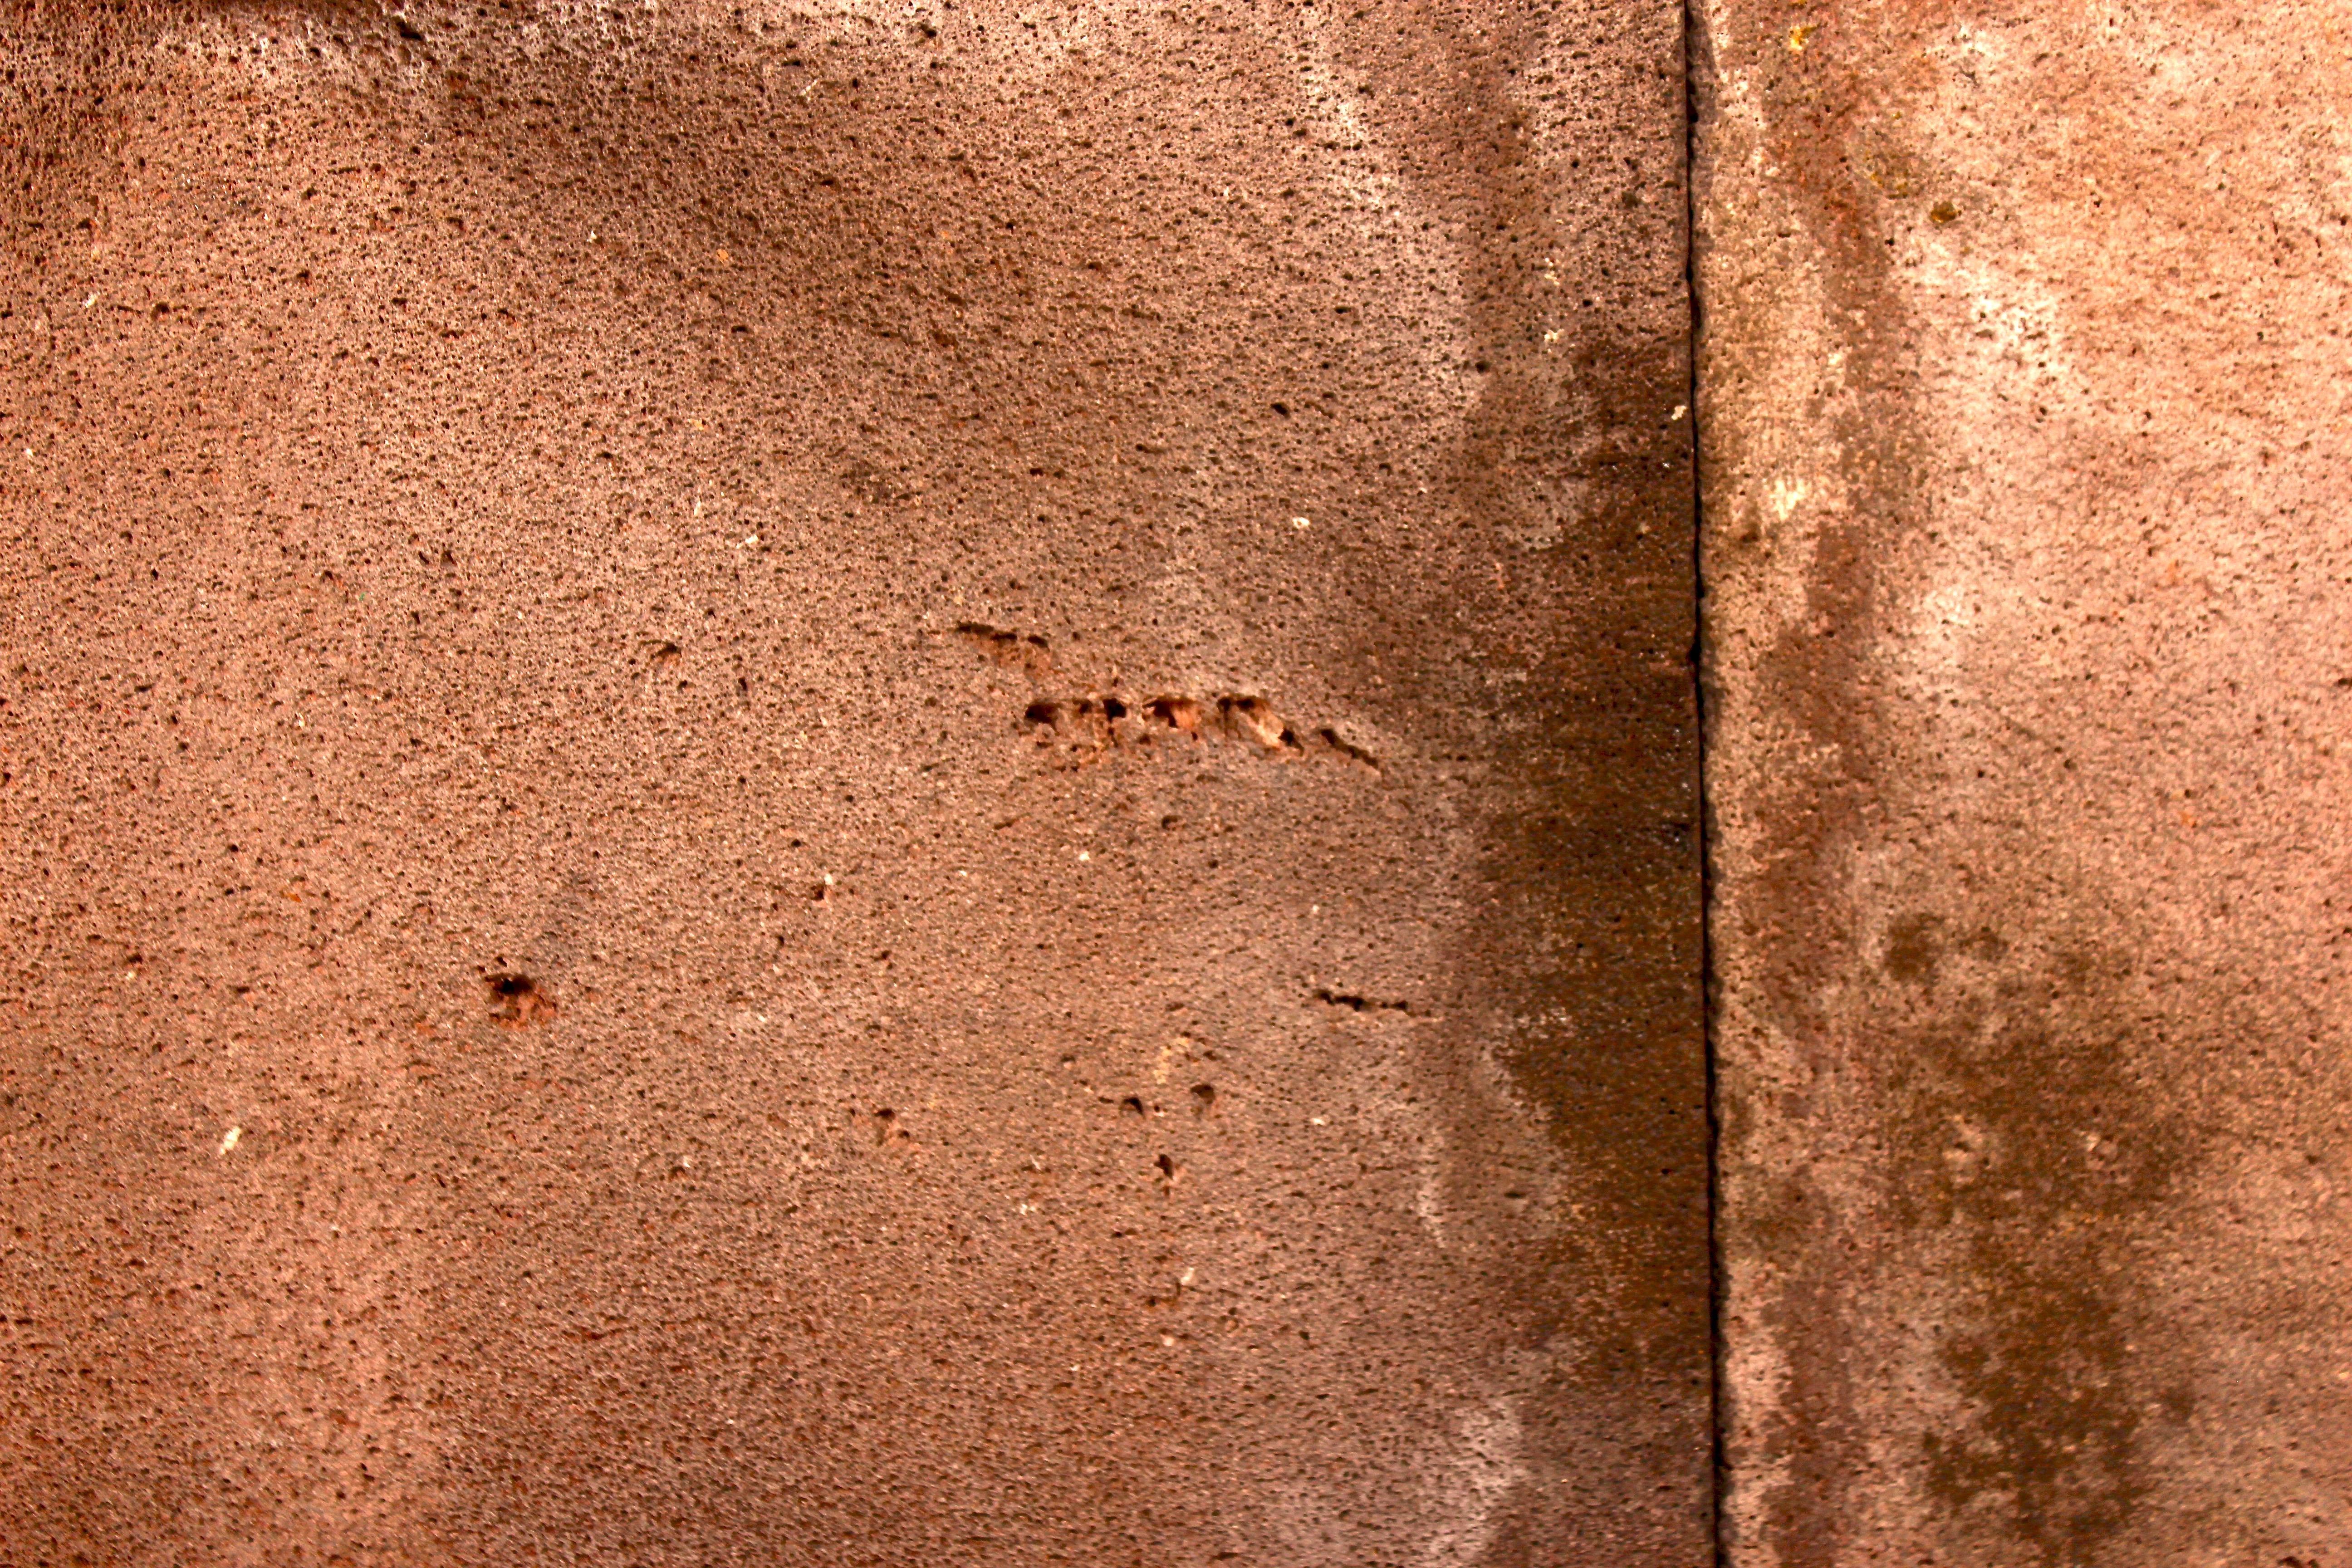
[1699,0,2352,1561]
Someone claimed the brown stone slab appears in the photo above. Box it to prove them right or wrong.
[1699,0,2352,1561]
[2,2,1704,1561]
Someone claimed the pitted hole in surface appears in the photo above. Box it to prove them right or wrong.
[1313,727,1382,770]
[1311,987,1411,1014]
[1191,1083,1217,1115]
[486,973,555,1026]
[955,630,1377,766]
[1010,685,1376,767]
[1216,695,1296,752]
[1143,696,1203,735]
[1120,1095,1147,1117]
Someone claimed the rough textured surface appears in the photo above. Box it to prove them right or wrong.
[1,1,1703,1562]
[1699,1,2352,1562]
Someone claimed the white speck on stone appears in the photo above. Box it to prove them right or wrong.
[219,1126,241,1155]
[1768,475,1811,520]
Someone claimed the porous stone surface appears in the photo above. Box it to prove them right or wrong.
[1698,1,2352,1562]
[0,2,1704,1562]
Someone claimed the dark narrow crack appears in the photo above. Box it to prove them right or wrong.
[1682,0,1728,1559]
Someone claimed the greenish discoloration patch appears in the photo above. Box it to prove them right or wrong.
[1882,918,2202,1565]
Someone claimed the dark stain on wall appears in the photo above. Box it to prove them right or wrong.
[1699,2,2212,1561]
[1884,917,2201,1563]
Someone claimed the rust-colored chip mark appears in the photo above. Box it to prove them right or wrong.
[1019,689,1379,770]
[953,622,1377,769]
[1142,696,1201,734]
[1215,695,1289,750]
[486,973,556,1027]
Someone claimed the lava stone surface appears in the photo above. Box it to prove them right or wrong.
[1699,0,2352,1560]
[1,2,1704,1562]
